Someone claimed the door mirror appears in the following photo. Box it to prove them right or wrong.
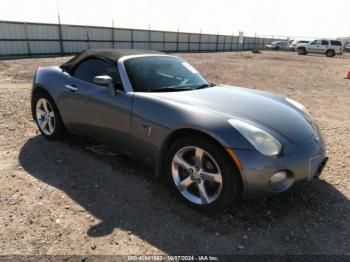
[93,75,116,96]
[93,75,112,85]
[115,80,124,91]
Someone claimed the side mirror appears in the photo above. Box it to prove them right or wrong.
[115,80,123,91]
[93,75,116,96]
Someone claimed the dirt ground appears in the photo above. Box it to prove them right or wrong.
[0,51,349,256]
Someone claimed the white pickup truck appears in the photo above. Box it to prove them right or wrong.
[296,39,343,57]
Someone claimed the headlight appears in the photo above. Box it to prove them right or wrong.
[285,98,311,119]
[228,119,282,156]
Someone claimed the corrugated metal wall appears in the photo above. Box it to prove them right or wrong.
[0,20,282,57]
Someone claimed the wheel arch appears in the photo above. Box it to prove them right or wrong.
[162,128,225,153]
[326,49,335,56]
[155,128,243,188]
[31,84,66,131]
[31,85,53,119]
[32,84,51,95]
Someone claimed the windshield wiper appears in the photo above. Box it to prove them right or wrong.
[193,83,216,90]
[149,86,194,92]
[145,83,215,92]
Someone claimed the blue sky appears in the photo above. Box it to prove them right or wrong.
[0,0,349,38]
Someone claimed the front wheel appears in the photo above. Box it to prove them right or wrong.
[298,48,307,55]
[167,136,241,213]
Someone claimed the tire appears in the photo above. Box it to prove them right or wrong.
[166,136,241,213]
[326,49,335,57]
[31,89,65,140]
[274,46,280,51]
[298,48,307,55]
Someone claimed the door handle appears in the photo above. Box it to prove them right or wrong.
[65,84,78,92]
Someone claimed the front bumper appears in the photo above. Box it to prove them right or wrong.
[233,133,327,199]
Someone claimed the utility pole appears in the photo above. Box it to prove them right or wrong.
[112,20,116,48]
[56,0,64,55]
[231,32,234,51]
[199,29,202,52]
[56,0,61,24]
[216,30,219,52]
[148,24,151,50]
[177,26,179,52]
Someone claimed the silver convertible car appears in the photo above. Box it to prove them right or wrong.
[31,49,328,212]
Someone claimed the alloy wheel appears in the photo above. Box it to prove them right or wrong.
[171,146,223,205]
[36,98,55,135]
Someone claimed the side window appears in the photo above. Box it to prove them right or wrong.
[310,40,321,45]
[73,58,122,89]
[330,41,342,46]
[321,40,329,46]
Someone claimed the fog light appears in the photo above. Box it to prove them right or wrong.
[270,171,287,184]
[269,171,291,192]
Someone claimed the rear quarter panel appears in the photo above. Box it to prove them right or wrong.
[33,66,77,131]
[33,67,66,99]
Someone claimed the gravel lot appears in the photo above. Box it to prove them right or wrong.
[0,51,349,256]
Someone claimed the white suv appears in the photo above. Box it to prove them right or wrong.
[296,39,343,57]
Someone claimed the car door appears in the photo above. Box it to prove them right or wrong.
[307,40,321,53]
[61,58,133,152]
[319,40,329,53]
[331,40,343,53]
[280,41,288,50]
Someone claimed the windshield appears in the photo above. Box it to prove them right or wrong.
[124,56,209,92]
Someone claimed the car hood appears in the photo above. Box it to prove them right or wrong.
[149,85,315,144]
[296,43,308,47]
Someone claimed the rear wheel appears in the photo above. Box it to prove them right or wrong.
[167,136,241,213]
[326,49,335,57]
[32,90,65,140]
[298,48,307,55]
